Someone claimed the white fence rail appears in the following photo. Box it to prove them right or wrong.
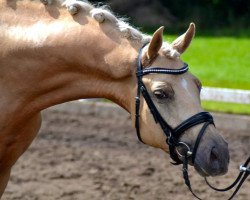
[80,87,250,104]
[201,87,250,104]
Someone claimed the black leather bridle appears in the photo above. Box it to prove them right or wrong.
[135,43,249,199]
[135,43,214,165]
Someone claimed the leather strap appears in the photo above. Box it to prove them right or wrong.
[172,112,214,140]
[185,156,250,200]
[205,156,250,200]
[191,121,212,163]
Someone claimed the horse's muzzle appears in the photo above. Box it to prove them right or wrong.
[193,131,230,177]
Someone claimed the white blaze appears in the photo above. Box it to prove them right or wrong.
[181,77,189,91]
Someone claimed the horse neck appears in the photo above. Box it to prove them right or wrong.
[0,12,141,117]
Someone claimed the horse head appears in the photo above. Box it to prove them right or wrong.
[132,24,229,177]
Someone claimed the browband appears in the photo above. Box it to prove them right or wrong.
[137,64,189,76]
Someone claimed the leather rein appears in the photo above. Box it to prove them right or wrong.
[134,43,250,199]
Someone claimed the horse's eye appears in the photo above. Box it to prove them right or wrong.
[153,89,168,99]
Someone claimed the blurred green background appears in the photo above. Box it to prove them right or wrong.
[91,0,250,114]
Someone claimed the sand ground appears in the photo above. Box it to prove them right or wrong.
[2,106,250,200]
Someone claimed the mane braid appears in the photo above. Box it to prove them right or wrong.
[61,0,179,59]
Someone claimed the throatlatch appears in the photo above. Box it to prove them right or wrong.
[134,43,250,200]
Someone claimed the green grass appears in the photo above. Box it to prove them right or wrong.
[201,101,250,115]
[164,36,250,90]
[163,35,250,115]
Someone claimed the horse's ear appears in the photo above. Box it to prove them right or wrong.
[147,26,164,60]
[171,23,195,54]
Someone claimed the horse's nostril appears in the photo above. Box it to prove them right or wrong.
[205,145,229,176]
[210,147,219,164]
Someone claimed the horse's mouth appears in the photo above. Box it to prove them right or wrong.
[194,164,211,177]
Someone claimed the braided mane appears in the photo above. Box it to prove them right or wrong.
[61,0,180,58]
[62,0,150,43]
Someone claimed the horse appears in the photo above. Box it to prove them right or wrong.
[0,0,229,197]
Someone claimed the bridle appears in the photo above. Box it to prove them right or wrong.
[135,43,214,164]
[134,43,249,199]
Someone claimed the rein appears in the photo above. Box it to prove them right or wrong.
[135,43,250,199]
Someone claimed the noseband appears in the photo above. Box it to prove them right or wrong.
[135,43,249,199]
[135,43,214,165]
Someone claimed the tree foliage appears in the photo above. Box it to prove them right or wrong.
[159,0,249,29]
[92,0,249,34]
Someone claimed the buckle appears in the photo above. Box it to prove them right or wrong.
[135,96,140,104]
[240,165,250,173]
